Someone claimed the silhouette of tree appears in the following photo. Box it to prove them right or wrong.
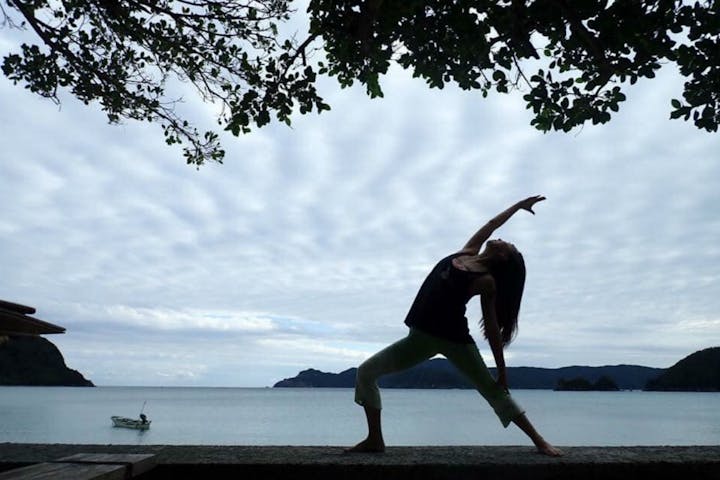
[310,0,719,133]
[2,1,718,165]
[592,375,620,391]
[555,377,593,391]
[1,0,329,165]
[555,375,620,391]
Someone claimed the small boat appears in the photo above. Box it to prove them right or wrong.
[111,414,151,430]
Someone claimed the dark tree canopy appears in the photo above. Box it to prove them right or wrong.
[2,0,718,165]
[311,0,719,132]
[1,0,329,165]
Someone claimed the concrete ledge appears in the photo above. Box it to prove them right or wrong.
[1,444,719,480]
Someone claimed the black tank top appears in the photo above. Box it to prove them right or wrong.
[404,253,488,344]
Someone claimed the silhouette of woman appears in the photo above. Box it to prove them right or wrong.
[347,195,562,456]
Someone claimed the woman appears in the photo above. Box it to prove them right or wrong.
[347,195,562,456]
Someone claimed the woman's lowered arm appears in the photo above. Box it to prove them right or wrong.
[460,195,546,254]
[479,278,508,390]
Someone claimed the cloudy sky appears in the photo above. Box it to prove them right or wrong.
[1,13,719,387]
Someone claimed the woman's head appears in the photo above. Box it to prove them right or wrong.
[482,239,526,347]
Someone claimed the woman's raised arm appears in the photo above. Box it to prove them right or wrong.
[460,195,546,254]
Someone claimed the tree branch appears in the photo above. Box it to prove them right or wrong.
[280,33,319,79]
[553,0,610,74]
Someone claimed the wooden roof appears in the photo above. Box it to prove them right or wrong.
[0,300,65,336]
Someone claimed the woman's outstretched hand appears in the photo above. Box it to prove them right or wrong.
[518,195,546,215]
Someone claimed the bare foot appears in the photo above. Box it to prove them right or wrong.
[536,440,563,457]
[344,438,385,453]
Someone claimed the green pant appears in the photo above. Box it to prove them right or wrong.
[354,328,524,427]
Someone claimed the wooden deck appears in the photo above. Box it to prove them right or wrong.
[0,453,155,480]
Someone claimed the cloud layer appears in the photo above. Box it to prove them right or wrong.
[1,29,719,385]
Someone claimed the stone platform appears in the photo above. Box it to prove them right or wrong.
[1,444,718,480]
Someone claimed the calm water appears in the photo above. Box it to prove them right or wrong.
[0,387,718,446]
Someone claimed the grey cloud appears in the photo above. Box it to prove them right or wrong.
[2,35,720,385]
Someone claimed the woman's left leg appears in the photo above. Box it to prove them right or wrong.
[347,329,439,452]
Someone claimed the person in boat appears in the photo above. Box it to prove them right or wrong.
[346,195,562,457]
[140,414,148,425]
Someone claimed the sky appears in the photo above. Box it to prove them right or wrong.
[1,12,719,387]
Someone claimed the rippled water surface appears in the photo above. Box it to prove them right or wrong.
[1,387,718,446]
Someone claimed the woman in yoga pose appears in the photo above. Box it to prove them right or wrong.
[347,195,562,456]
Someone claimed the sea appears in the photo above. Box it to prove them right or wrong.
[0,387,718,446]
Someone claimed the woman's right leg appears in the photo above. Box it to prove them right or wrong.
[441,341,562,456]
[347,329,438,452]
[440,341,524,427]
[510,412,563,456]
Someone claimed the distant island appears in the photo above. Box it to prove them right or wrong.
[554,375,619,391]
[645,347,720,392]
[274,359,662,390]
[274,347,718,391]
[0,335,94,386]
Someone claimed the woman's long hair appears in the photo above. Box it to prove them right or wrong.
[482,247,526,347]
